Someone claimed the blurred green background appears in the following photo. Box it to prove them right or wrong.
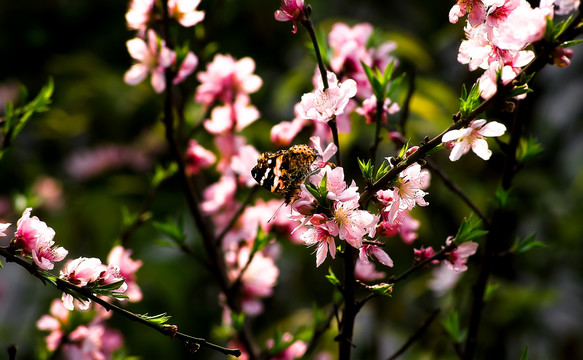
[1,0,583,359]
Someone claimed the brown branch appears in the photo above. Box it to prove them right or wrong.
[387,309,440,360]
[0,247,241,357]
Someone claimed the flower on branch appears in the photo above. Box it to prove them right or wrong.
[442,119,506,161]
[301,223,337,267]
[168,0,205,28]
[12,208,68,270]
[0,222,10,237]
[444,237,479,272]
[185,139,216,175]
[59,257,127,311]
[124,30,176,94]
[195,54,262,109]
[107,245,143,302]
[298,71,357,123]
[274,0,307,34]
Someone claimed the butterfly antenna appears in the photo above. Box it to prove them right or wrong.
[267,201,287,223]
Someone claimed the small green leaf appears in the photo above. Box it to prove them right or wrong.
[512,234,547,254]
[251,225,271,256]
[138,313,172,324]
[484,282,499,302]
[459,83,482,117]
[358,158,374,181]
[495,186,513,209]
[153,216,186,244]
[231,311,245,332]
[325,267,341,288]
[520,345,529,360]
[152,163,178,187]
[455,213,488,243]
[442,311,467,343]
[374,161,390,182]
[364,282,393,296]
[516,137,543,163]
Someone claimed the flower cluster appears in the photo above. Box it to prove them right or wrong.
[37,299,123,359]
[124,0,203,93]
[451,0,577,99]
[268,22,401,147]
[287,139,431,275]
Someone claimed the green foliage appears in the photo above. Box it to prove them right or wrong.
[455,213,488,243]
[358,158,374,182]
[361,60,403,102]
[459,83,482,118]
[250,225,271,256]
[495,186,513,209]
[138,313,172,325]
[153,216,187,245]
[516,137,543,163]
[1,78,53,158]
[152,163,178,187]
[520,345,529,360]
[441,311,467,343]
[362,282,393,296]
[506,84,533,99]
[484,282,500,302]
[325,267,341,288]
[512,234,547,255]
[230,311,245,332]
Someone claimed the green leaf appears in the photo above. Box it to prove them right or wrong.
[441,311,467,343]
[93,279,127,293]
[484,282,499,302]
[364,282,393,296]
[153,216,186,244]
[512,234,547,254]
[152,163,178,187]
[138,313,172,324]
[506,84,532,99]
[520,345,529,360]
[516,137,543,163]
[459,83,482,117]
[230,311,245,332]
[325,267,341,288]
[495,186,513,209]
[455,213,488,243]
[251,225,271,256]
[358,158,374,181]
[374,160,390,183]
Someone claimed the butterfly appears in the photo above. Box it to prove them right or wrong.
[251,144,318,204]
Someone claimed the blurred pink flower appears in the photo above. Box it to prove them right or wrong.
[185,139,216,175]
[65,144,151,181]
[354,257,386,281]
[359,243,393,267]
[298,71,357,123]
[266,332,308,360]
[230,144,261,187]
[271,103,308,147]
[449,0,486,25]
[168,0,205,27]
[173,51,199,85]
[203,95,260,134]
[36,299,70,351]
[195,54,262,108]
[107,246,143,302]
[124,29,176,93]
[33,176,64,211]
[126,0,154,32]
[200,173,237,215]
[274,0,306,33]
[356,95,400,124]
[65,321,123,360]
[0,222,10,237]
[442,119,506,161]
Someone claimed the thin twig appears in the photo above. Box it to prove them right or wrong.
[425,161,490,226]
[0,247,241,357]
[387,309,440,360]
